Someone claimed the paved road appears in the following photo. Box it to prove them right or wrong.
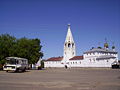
[0,68,120,90]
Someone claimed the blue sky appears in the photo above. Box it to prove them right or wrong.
[0,0,120,59]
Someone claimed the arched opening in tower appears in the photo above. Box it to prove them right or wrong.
[68,43,71,48]
[72,43,74,47]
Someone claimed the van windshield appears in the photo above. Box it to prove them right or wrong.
[6,59,18,64]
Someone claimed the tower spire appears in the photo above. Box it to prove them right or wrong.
[65,24,74,43]
[63,24,76,62]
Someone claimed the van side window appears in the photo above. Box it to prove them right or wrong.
[16,60,19,64]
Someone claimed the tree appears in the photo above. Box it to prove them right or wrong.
[0,34,43,67]
[16,37,43,64]
[17,37,43,64]
[41,60,44,68]
[0,34,16,65]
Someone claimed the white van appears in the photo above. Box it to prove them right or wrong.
[3,57,28,72]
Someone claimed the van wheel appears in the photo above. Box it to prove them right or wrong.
[6,70,8,72]
[16,68,19,72]
[22,67,26,72]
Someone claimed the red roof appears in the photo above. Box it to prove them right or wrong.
[46,57,63,61]
[69,56,84,60]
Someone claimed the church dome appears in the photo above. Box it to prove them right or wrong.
[104,43,109,48]
[112,46,115,49]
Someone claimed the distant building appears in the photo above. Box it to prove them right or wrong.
[44,25,118,68]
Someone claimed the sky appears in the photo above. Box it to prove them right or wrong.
[0,0,120,59]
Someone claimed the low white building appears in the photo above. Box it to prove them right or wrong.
[44,24,118,68]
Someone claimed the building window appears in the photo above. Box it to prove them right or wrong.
[80,62,81,64]
[90,59,91,62]
[93,58,95,62]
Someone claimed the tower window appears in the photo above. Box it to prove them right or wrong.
[65,43,66,46]
[68,43,71,47]
[72,43,74,47]
[73,52,74,55]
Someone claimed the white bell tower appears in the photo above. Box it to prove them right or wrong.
[63,24,76,62]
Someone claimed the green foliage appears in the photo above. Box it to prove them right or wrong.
[37,60,44,70]
[0,34,43,65]
[41,60,44,68]
[0,34,16,65]
[0,59,6,65]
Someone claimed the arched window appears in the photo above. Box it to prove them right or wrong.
[68,43,71,47]
[72,43,74,47]
[73,52,74,55]
[65,43,67,47]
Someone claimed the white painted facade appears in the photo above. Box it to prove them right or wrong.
[45,61,63,67]
[62,24,76,63]
[44,25,118,68]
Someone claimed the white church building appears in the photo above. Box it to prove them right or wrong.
[44,24,118,68]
